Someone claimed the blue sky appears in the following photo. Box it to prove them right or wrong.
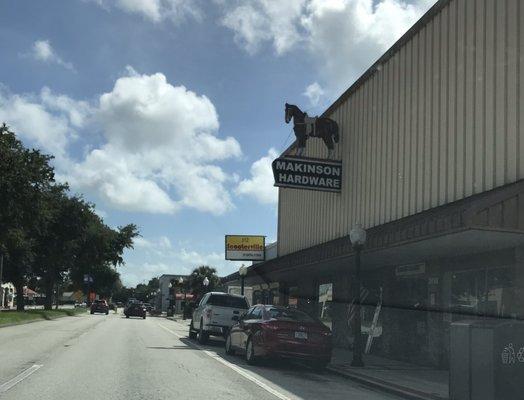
[0,0,435,286]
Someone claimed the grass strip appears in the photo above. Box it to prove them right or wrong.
[0,308,87,326]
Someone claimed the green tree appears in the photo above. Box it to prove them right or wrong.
[0,123,55,310]
[188,266,219,300]
[33,190,93,309]
[68,211,138,301]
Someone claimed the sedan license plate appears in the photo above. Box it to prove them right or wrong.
[294,331,308,340]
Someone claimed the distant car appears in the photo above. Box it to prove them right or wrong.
[124,302,146,319]
[190,292,249,344]
[74,302,87,308]
[225,305,332,370]
[143,303,152,312]
[90,299,109,315]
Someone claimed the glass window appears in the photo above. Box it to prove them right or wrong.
[207,294,248,309]
[267,307,316,322]
[451,266,516,318]
[244,306,256,319]
[288,286,299,308]
[318,283,333,329]
[251,307,263,319]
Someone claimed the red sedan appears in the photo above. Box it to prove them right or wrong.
[225,305,332,370]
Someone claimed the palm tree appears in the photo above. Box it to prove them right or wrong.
[189,266,219,299]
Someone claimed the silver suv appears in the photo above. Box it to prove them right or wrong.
[190,292,249,344]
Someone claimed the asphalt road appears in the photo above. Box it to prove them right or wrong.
[0,312,402,400]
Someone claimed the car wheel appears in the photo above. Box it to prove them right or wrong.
[143,315,146,319]
[245,337,257,365]
[189,320,197,339]
[225,333,235,355]
[197,319,208,344]
[90,311,94,315]
[106,311,109,315]
[125,315,129,318]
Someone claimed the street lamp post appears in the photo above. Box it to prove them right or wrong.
[178,277,187,319]
[238,264,247,296]
[167,281,174,317]
[349,224,367,367]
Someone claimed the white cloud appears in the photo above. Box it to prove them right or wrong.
[63,69,241,215]
[134,236,172,250]
[120,243,243,286]
[303,81,324,107]
[1,69,242,216]
[301,0,435,93]
[221,0,306,55]
[236,148,279,205]
[31,40,74,71]
[91,0,202,24]
[0,87,89,158]
[219,0,436,92]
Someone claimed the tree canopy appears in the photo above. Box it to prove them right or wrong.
[0,123,138,310]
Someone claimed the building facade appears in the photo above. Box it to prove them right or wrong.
[227,0,524,368]
[157,274,189,312]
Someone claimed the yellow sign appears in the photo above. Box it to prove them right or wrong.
[225,235,265,261]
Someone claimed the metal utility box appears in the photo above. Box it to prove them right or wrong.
[450,319,524,400]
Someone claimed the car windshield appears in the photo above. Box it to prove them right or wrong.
[207,295,248,309]
[267,308,316,323]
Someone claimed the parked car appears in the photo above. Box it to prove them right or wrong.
[90,299,109,315]
[124,302,146,319]
[189,292,249,344]
[225,305,332,370]
[143,303,152,312]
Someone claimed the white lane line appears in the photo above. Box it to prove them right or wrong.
[157,324,293,400]
[0,364,43,393]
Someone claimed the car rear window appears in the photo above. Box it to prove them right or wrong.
[207,295,248,309]
[267,308,316,322]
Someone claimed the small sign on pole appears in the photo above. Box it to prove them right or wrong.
[225,235,265,261]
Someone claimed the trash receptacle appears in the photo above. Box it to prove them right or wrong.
[450,319,524,400]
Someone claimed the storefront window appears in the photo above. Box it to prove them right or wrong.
[288,286,298,308]
[451,266,515,318]
[318,283,333,329]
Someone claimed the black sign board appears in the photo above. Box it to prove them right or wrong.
[272,156,342,193]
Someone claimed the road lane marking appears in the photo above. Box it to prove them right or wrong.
[157,324,293,400]
[0,364,43,393]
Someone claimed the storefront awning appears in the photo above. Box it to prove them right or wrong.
[225,180,524,284]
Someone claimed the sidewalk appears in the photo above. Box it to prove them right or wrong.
[328,348,449,400]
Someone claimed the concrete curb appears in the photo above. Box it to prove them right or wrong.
[326,365,449,400]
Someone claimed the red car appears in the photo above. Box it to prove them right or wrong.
[225,305,332,370]
[90,299,109,315]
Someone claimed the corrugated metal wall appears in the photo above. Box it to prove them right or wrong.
[279,0,524,256]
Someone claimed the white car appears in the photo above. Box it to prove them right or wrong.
[190,292,249,344]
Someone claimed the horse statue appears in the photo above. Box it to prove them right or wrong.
[285,103,339,159]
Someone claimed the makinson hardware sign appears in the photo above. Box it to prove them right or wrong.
[272,156,342,192]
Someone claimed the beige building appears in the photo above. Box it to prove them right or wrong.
[225,0,524,368]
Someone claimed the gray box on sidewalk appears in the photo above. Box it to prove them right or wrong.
[450,319,524,400]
